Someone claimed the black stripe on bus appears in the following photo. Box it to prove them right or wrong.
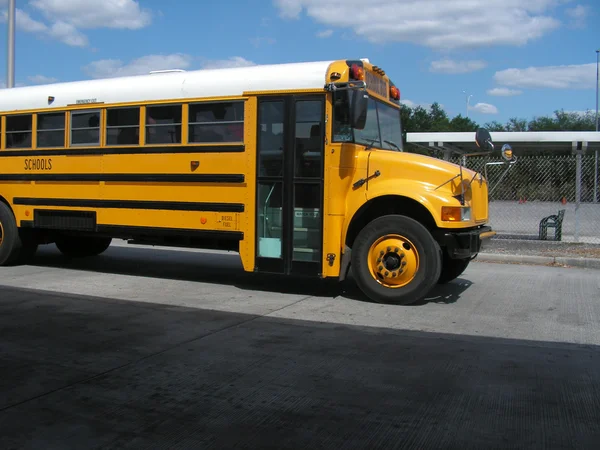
[0,173,245,183]
[13,198,245,213]
[0,145,245,157]
[19,221,244,240]
[97,225,244,241]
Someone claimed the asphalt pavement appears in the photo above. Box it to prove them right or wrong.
[1,243,599,449]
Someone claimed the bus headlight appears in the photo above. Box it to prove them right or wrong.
[441,206,471,222]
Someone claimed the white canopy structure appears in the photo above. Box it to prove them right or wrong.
[407,131,600,156]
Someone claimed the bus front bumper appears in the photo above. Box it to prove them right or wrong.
[435,226,496,260]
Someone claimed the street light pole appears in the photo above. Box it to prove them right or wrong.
[462,90,472,118]
[7,0,16,88]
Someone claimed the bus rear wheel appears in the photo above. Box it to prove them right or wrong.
[351,215,442,305]
[55,235,112,258]
[0,202,38,266]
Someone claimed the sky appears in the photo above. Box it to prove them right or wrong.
[0,0,598,125]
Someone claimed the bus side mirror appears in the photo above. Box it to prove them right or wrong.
[350,90,368,130]
[475,127,494,152]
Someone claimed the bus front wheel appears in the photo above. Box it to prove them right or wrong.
[437,253,471,284]
[55,235,112,258]
[351,215,442,305]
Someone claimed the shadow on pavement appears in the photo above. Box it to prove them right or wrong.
[1,285,598,449]
[27,244,474,305]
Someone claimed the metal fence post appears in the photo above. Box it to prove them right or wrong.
[595,149,598,203]
[573,142,585,243]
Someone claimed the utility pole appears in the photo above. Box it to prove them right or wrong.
[7,0,16,88]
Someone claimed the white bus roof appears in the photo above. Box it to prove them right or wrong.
[0,60,336,112]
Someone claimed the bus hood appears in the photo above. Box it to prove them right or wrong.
[367,150,480,191]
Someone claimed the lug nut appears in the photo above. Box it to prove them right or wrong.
[392,272,397,277]
[402,261,407,266]
[378,265,384,271]
[377,258,382,263]
[394,247,399,253]
[385,271,389,277]
[387,247,391,252]
[380,251,384,256]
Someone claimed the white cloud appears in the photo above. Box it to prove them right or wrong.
[273,0,562,49]
[1,1,151,47]
[487,87,523,96]
[469,103,499,114]
[430,58,487,74]
[316,29,333,38]
[28,74,59,84]
[565,109,595,116]
[401,99,418,108]
[200,57,256,70]
[565,4,588,27]
[15,9,48,33]
[82,54,256,79]
[83,54,193,79]
[401,99,446,111]
[48,20,88,46]
[30,0,151,29]
[494,63,596,89]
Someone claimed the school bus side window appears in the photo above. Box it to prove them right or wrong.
[71,110,100,146]
[6,114,33,149]
[188,102,244,143]
[106,107,140,146]
[37,112,66,148]
[146,104,182,144]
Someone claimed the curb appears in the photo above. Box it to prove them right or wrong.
[476,253,600,270]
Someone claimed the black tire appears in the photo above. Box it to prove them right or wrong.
[0,203,38,265]
[55,235,112,258]
[0,202,22,266]
[351,214,442,305]
[14,230,39,264]
[437,253,470,284]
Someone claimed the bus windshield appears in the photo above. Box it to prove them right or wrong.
[333,91,403,151]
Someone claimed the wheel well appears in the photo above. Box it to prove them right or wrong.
[345,195,437,249]
[0,195,12,211]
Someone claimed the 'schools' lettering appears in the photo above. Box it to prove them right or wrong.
[24,158,53,171]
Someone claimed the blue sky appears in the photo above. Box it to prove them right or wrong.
[0,0,598,125]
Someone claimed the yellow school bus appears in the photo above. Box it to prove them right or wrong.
[0,58,498,304]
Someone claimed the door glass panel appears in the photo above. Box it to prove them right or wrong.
[258,182,283,259]
[294,100,323,178]
[293,183,320,262]
[258,101,284,177]
[354,98,380,147]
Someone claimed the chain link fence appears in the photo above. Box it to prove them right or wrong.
[444,154,600,244]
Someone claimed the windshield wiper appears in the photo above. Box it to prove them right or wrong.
[384,140,400,151]
[361,138,379,151]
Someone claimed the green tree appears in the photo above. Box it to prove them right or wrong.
[528,109,596,131]
[483,120,506,131]
[449,114,479,132]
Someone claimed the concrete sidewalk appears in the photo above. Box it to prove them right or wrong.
[479,237,600,269]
